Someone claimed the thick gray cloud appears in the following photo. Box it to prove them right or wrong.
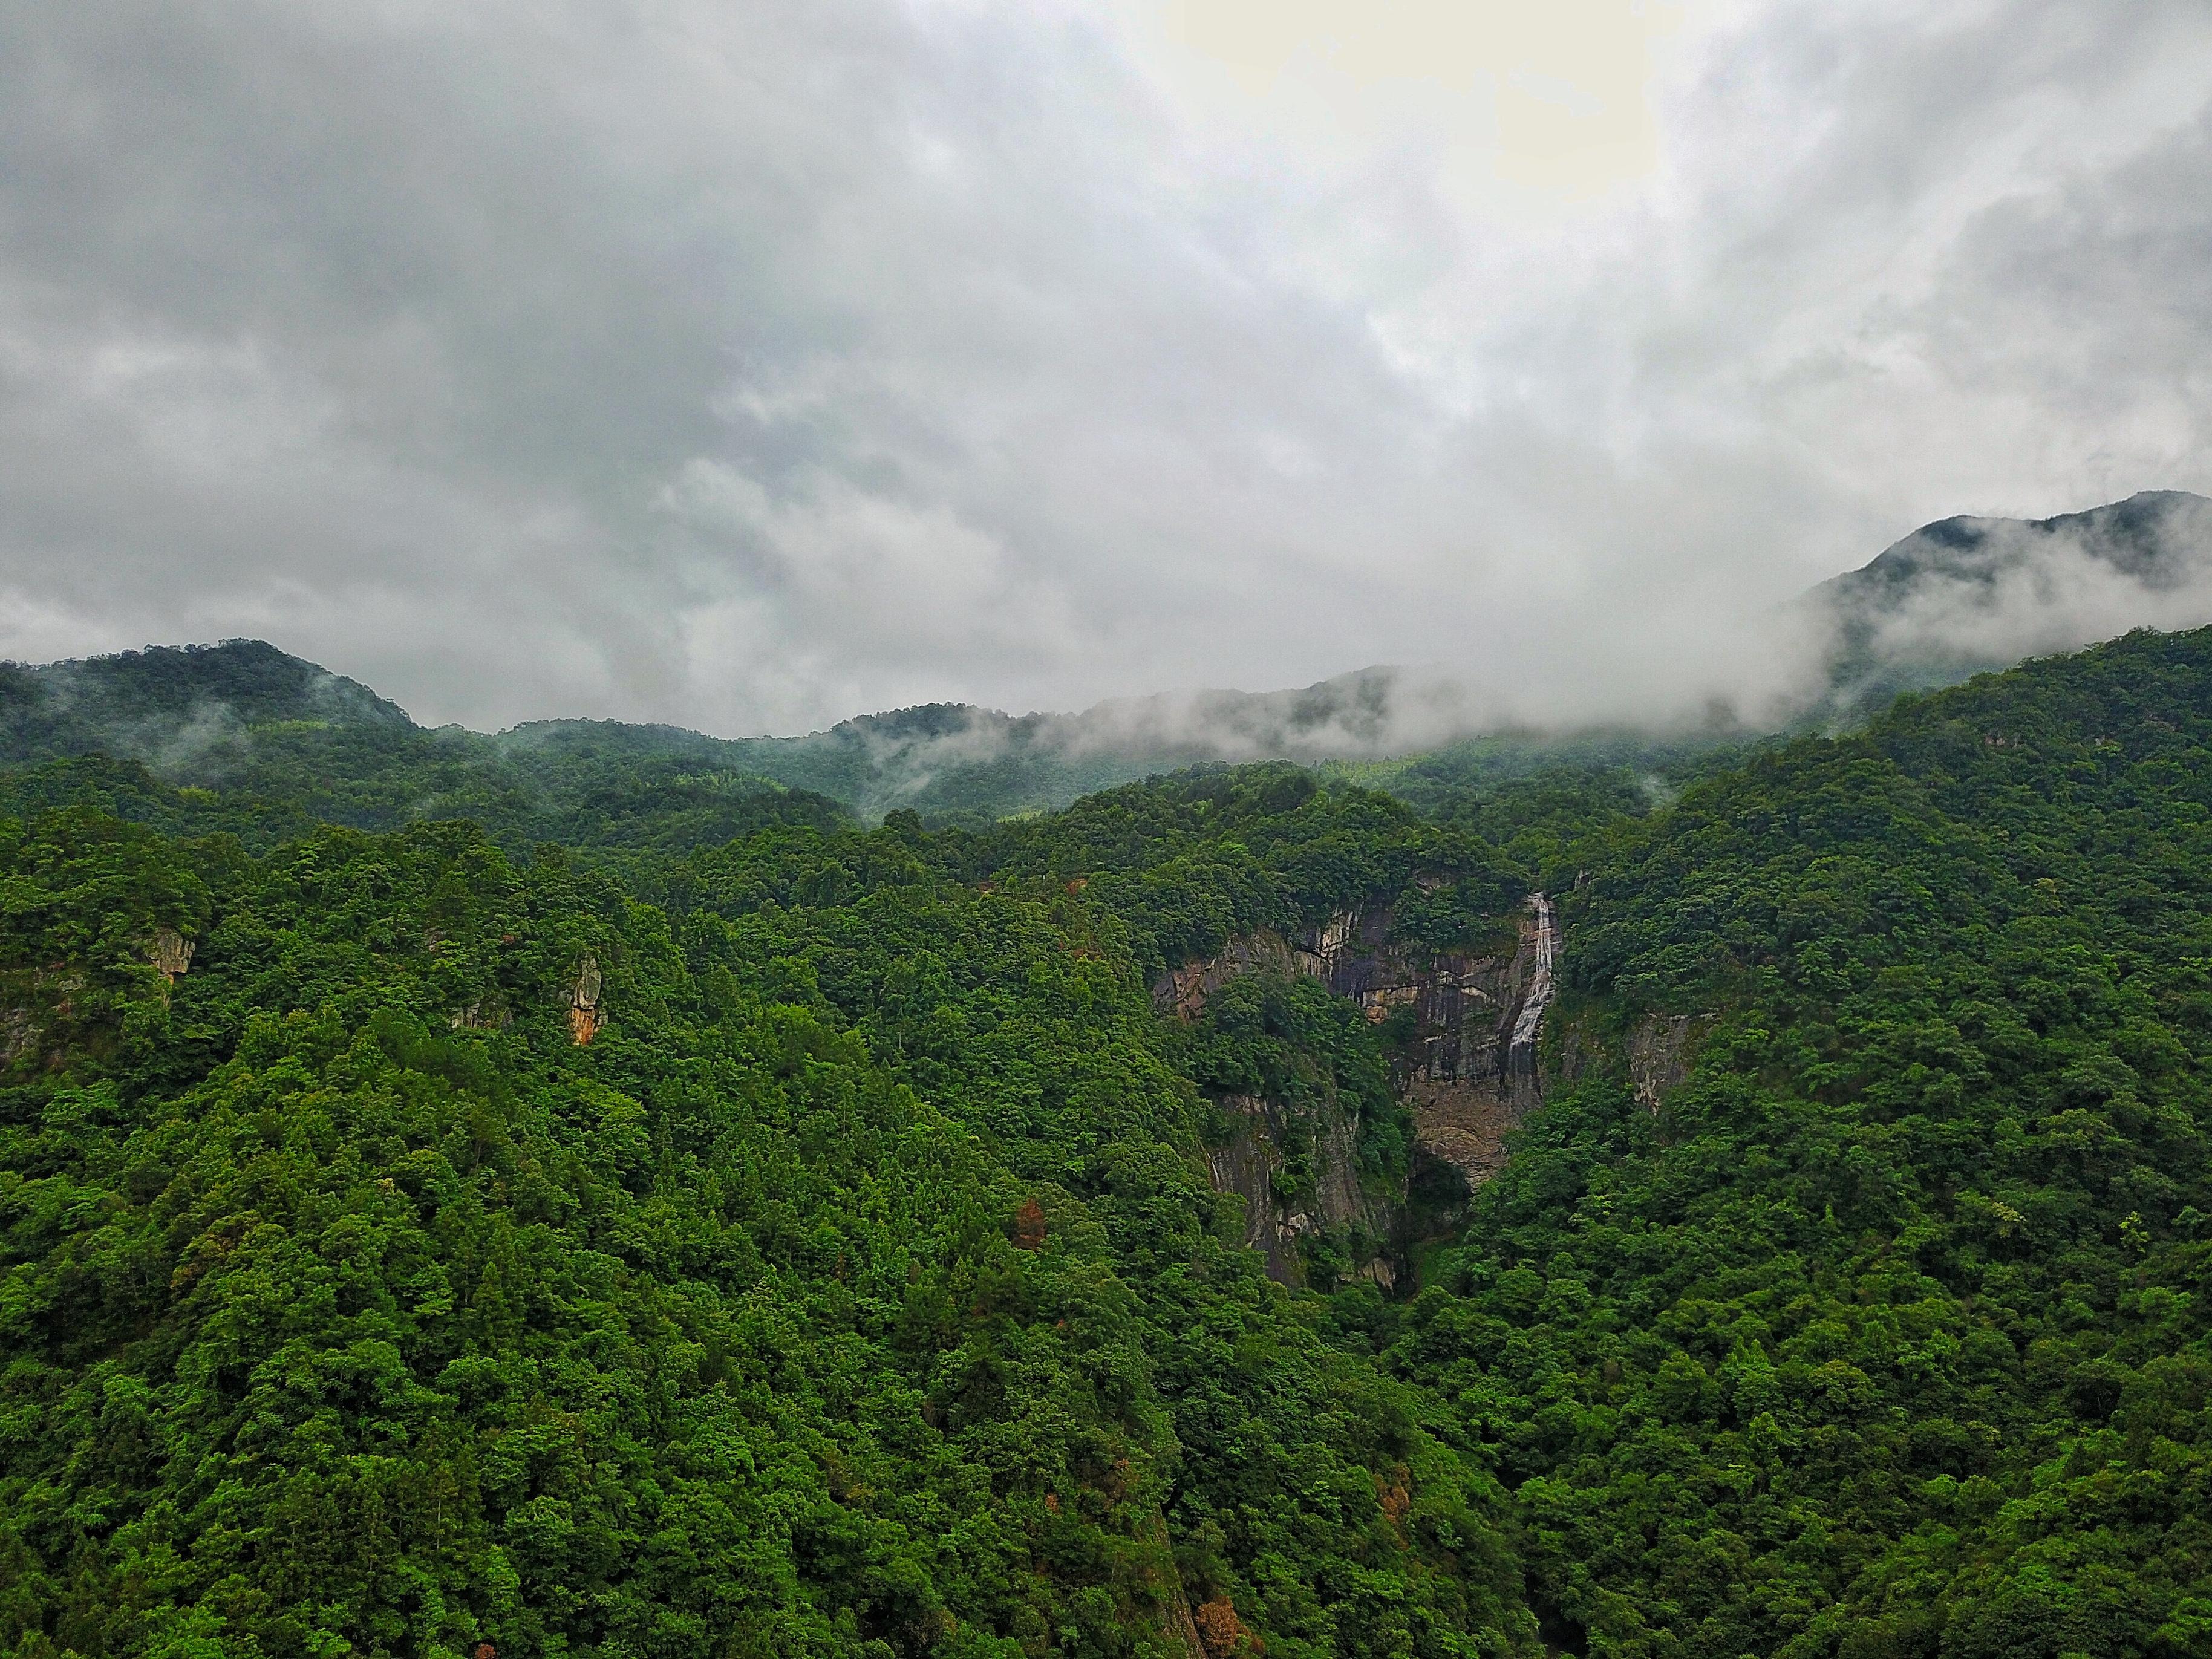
[1,0,2208,734]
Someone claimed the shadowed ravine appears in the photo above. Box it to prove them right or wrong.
[1168,889,1565,1286]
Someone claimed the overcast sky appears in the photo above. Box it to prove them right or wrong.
[2,0,2208,734]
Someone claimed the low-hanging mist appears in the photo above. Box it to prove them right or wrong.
[8,489,2212,823]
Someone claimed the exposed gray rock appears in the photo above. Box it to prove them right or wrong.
[1204,1091,1379,1285]
[0,1003,33,1069]
[1169,891,1562,1283]
[1627,1013,1701,1112]
[570,954,604,1045]
[1151,928,1320,1020]
[148,928,195,979]
[1295,893,1558,1193]
[451,997,513,1032]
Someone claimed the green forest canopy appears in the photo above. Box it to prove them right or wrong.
[5,627,2212,1657]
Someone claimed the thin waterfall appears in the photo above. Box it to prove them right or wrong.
[1505,893,1557,1111]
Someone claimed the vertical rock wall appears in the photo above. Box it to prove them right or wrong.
[1296,894,1557,1195]
[1204,1092,1388,1286]
[1626,1012,1698,1112]
[1157,892,1561,1283]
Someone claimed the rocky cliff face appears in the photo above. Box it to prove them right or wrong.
[1204,1092,1392,1288]
[1556,1006,1706,1115]
[1155,893,1561,1282]
[1625,1012,1698,1111]
[1300,894,1557,1195]
[1153,930,1316,1022]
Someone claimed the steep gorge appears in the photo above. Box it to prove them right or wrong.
[1155,893,1562,1283]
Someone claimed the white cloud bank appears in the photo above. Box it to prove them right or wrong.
[0,0,2208,735]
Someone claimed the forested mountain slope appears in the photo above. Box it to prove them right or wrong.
[0,640,1717,833]
[11,492,2207,831]
[0,804,1535,1657]
[6,626,2212,1658]
[0,642,853,853]
[1395,626,2212,1657]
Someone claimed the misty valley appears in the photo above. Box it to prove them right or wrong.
[8,492,2212,1659]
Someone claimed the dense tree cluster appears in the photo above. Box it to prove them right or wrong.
[1390,630,2212,1657]
[7,627,2212,1657]
[0,810,1530,1658]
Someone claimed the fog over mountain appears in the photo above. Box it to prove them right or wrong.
[798,486,2212,775]
[1807,491,2212,715]
[2,2,2209,734]
[11,491,2212,821]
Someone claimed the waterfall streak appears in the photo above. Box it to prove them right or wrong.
[1509,893,1556,1054]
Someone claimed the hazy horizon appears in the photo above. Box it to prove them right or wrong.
[15,487,2212,761]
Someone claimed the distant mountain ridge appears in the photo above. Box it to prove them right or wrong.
[1826,491,2207,599]
[0,639,409,754]
[1803,488,2212,719]
[0,639,1459,825]
[497,663,1443,820]
[8,489,2211,824]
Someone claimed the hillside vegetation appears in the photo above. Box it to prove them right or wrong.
[0,642,1737,836]
[5,628,2212,1657]
[1397,628,2212,1656]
